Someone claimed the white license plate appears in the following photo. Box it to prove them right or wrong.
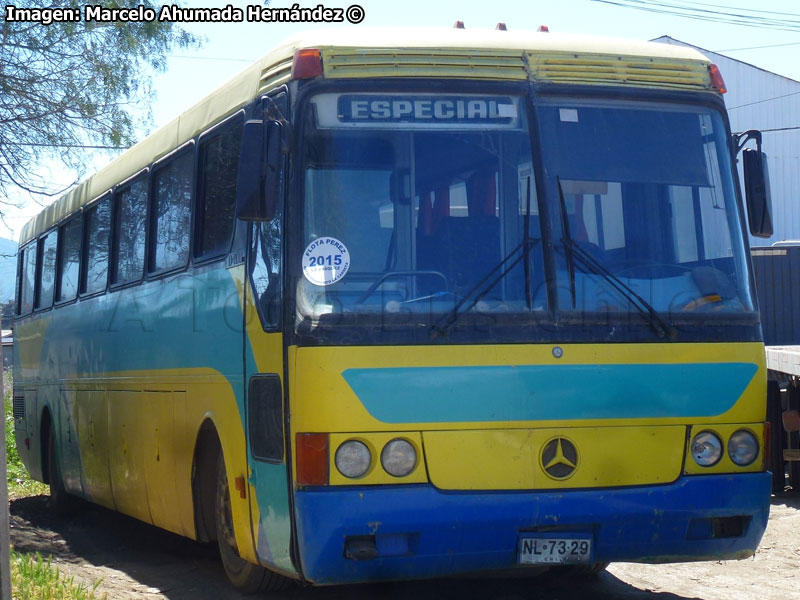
[518,536,592,564]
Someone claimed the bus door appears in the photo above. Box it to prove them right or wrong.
[242,198,294,574]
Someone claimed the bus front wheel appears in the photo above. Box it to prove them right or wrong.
[214,452,288,593]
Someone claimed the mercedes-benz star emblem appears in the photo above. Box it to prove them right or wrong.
[541,438,578,480]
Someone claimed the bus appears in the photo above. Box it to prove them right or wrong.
[13,27,773,592]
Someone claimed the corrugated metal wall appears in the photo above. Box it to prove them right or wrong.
[751,247,800,345]
[654,37,800,248]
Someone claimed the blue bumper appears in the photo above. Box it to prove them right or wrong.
[294,473,770,584]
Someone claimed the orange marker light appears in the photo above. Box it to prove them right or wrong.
[708,63,727,94]
[292,48,323,80]
[296,433,329,486]
[234,476,247,499]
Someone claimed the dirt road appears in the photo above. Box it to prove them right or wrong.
[8,493,800,600]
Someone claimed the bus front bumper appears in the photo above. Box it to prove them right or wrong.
[293,473,770,584]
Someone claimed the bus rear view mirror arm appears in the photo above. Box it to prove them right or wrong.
[734,129,773,239]
[236,119,283,221]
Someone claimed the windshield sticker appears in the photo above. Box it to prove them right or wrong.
[302,237,350,286]
[559,108,579,123]
[312,93,522,130]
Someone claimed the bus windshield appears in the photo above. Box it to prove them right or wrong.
[297,91,755,338]
[537,98,755,318]
[298,92,544,327]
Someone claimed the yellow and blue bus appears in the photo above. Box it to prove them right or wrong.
[13,28,773,592]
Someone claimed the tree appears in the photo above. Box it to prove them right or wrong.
[0,1,199,207]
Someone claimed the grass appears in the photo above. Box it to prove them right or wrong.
[10,551,105,600]
[4,371,105,598]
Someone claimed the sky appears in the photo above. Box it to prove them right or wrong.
[4,0,800,241]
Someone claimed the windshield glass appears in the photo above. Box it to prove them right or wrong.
[298,92,544,328]
[536,98,754,318]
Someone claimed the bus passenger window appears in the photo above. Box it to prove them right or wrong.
[35,230,58,310]
[17,244,36,315]
[57,217,81,303]
[83,197,111,295]
[197,122,242,259]
[152,151,193,272]
[112,177,147,284]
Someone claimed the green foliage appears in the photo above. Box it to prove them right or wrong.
[11,551,106,600]
[0,1,200,199]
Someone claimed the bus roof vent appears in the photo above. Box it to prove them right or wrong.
[322,47,527,80]
[259,57,294,93]
[525,52,712,91]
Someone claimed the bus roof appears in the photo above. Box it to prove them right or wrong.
[19,28,712,245]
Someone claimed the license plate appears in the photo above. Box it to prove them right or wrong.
[518,535,593,565]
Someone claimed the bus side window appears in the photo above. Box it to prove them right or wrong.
[82,196,111,295]
[35,229,58,310]
[196,118,242,259]
[17,243,36,316]
[57,216,82,303]
[251,217,282,330]
[151,150,193,273]
[112,176,147,285]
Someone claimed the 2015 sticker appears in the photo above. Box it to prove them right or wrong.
[302,237,350,286]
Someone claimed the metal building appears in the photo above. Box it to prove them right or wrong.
[654,36,800,248]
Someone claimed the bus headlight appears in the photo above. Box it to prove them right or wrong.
[335,440,371,478]
[381,439,417,477]
[728,430,759,466]
[691,431,722,467]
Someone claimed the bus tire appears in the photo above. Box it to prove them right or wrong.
[214,451,289,593]
[46,425,76,514]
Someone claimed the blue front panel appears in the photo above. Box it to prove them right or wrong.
[294,473,770,584]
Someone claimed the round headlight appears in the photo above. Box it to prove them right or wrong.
[728,430,759,466]
[335,440,371,478]
[381,439,417,477]
[691,431,722,467]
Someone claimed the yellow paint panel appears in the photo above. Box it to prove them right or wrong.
[328,432,427,486]
[76,390,114,509]
[142,391,193,537]
[108,391,153,523]
[423,426,686,490]
[684,422,766,475]
[291,342,766,434]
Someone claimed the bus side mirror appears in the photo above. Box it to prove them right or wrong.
[742,148,773,238]
[236,119,283,221]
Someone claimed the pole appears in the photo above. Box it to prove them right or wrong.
[0,343,11,600]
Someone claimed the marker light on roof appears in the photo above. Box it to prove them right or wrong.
[292,48,323,80]
[496,22,508,31]
[537,25,550,32]
[454,20,465,29]
[708,63,727,94]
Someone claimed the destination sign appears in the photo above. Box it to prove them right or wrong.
[312,94,521,129]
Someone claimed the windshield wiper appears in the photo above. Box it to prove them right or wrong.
[556,177,676,340]
[431,177,539,339]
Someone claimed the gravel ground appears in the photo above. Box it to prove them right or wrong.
[8,492,800,599]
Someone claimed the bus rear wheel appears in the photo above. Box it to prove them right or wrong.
[214,452,289,593]
[46,426,76,514]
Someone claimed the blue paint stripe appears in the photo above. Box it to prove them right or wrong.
[342,363,758,423]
